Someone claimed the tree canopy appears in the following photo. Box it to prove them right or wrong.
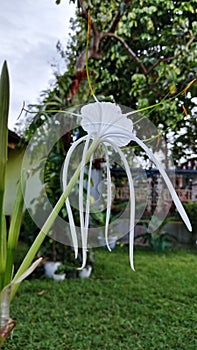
[16,0,196,259]
[51,0,196,164]
[20,0,197,164]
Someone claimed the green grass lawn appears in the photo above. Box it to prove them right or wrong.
[4,247,197,350]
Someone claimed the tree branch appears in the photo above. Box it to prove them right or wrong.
[108,0,132,33]
[76,0,133,71]
[100,32,148,75]
[74,1,195,97]
[147,32,195,75]
[185,31,195,49]
[147,56,178,74]
[100,0,132,52]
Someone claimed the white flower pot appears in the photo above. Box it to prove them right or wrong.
[98,236,118,250]
[44,261,61,278]
[53,273,66,281]
[79,265,92,279]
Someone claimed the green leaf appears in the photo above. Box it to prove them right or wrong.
[0,61,9,194]
[3,178,26,287]
[0,61,10,292]
[0,215,7,291]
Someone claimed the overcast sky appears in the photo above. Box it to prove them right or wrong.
[0,0,76,130]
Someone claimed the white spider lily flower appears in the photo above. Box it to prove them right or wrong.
[63,101,192,270]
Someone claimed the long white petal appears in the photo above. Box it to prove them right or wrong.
[84,152,94,266]
[106,140,136,270]
[132,135,192,232]
[85,153,94,230]
[62,135,87,258]
[79,138,91,269]
[103,144,112,251]
[65,198,78,258]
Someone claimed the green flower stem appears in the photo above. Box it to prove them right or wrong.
[11,137,99,297]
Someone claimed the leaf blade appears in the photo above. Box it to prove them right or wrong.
[4,178,25,287]
[0,61,10,292]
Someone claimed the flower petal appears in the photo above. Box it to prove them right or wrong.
[132,135,192,232]
[85,153,94,229]
[106,140,136,270]
[83,151,94,267]
[103,144,112,251]
[62,135,88,258]
[101,128,133,147]
[81,102,133,146]
[79,138,91,269]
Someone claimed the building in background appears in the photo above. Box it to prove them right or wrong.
[4,130,26,216]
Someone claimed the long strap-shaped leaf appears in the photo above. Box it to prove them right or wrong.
[3,177,25,287]
[0,62,10,292]
[0,217,6,292]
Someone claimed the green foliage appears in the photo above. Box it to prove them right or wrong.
[0,62,90,340]
[4,180,26,286]
[20,209,82,271]
[0,62,9,291]
[5,247,197,349]
[183,202,197,232]
[62,0,197,163]
[0,62,26,293]
[136,216,177,252]
[22,0,197,226]
[0,61,32,346]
